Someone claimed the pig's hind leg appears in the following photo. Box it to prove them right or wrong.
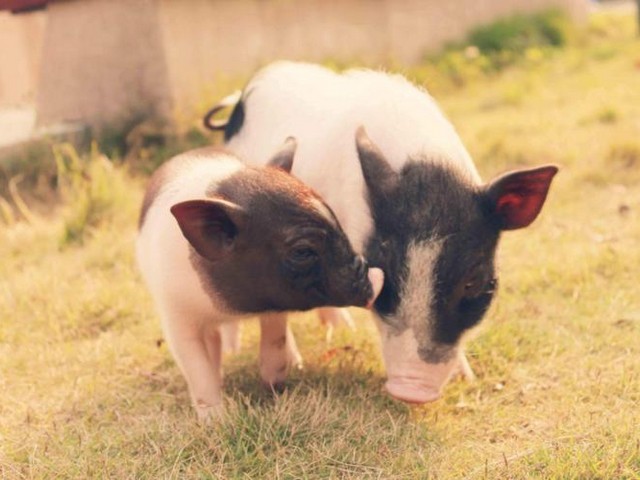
[220,321,242,354]
[259,313,302,391]
[317,307,355,343]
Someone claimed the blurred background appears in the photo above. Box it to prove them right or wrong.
[0,0,599,145]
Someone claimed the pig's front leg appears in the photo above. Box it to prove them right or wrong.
[457,349,476,381]
[165,322,223,421]
[259,313,302,391]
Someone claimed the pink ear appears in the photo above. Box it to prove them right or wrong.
[170,198,246,261]
[486,165,558,230]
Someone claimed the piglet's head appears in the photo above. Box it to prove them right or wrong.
[171,138,382,314]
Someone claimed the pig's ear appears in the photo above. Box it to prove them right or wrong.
[355,126,399,201]
[267,137,297,173]
[485,165,558,230]
[170,198,247,261]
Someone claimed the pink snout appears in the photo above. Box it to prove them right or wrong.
[366,268,384,309]
[384,377,442,404]
[382,353,460,404]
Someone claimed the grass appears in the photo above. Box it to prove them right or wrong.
[2,9,640,479]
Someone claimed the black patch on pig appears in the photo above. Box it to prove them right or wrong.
[189,166,373,314]
[224,100,245,142]
[364,159,500,356]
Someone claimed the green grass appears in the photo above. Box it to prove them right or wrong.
[2,10,640,479]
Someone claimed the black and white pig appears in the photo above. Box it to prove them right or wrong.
[210,61,558,404]
[136,141,383,419]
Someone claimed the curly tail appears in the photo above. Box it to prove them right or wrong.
[203,90,242,131]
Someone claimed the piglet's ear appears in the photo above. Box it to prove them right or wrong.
[355,126,399,202]
[485,165,558,230]
[170,198,247,261]
[267,137,297,173]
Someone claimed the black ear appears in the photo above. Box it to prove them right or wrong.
[485,165,558,230]
[170,198,247,261]
[355,126,399,201]
[267,137,297,173]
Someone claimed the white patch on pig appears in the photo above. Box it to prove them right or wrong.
[227,62,483,256]
[137,152,245,325]
[394,239,455,362]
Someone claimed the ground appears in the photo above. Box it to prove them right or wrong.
[1,9,639,480]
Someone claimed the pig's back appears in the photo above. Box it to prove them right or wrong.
[227,62,480,252]
[136,150,243,324]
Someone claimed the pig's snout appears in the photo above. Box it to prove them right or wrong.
[378,326,460,405]
[353,254,368,277]
[384,377,442,404]
[384,354,459,404]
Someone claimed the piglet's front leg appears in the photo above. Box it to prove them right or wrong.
[165,321,224,422]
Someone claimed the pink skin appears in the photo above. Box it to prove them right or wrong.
[376,319,461,404]
[366,268,384,309]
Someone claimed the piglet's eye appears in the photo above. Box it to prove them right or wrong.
[289,247,319,268]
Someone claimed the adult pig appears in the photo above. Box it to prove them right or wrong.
[211,62,558,404]
[136,141,383,419]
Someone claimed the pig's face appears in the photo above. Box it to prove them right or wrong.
[356,127,558,403]
[171,140,377,314]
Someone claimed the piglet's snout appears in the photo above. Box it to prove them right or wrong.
[348,256,380,307]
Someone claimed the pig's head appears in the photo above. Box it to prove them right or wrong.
[171,138,382,314]
[355,127,558,404]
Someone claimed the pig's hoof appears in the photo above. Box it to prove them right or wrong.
[194,401,223,423]
[263,381,287,395]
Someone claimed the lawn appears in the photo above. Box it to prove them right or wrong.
[1,9,639,480]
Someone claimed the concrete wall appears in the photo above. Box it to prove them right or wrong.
[0,10,46,107]
[36,0,173,128]
[1,0,588,130]
[158,0,588,115]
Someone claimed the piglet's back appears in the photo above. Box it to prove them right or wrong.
[138,148,243,231]
[136,149,243,319]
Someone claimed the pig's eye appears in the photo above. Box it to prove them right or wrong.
[288,247,319,267]
[462,275,498,299]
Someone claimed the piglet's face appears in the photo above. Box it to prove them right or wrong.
[171,140,380,314]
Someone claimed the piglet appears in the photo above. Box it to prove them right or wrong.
[136,140,383,420]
